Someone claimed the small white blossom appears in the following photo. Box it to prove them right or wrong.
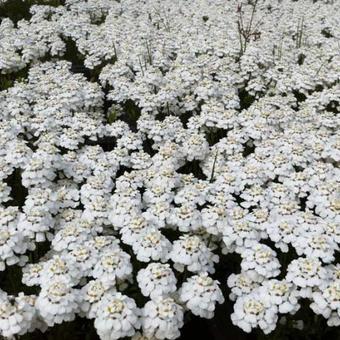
[142,297,184,340]
[137,263,177,299]
[179,273,224,318]
[286,258,329,298]
[94,292,140,340]
[170,235,219,273]
[36,278,80,327]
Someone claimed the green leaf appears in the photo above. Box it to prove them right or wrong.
[107,109,117,124]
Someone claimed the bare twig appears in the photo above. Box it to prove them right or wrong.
[209,152,218,183]
[236,0,262,58]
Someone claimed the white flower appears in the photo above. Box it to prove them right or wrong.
[227,272,262,301]
[36,278,79,327]
[180,133,209,161]
[81,174,114,203]
[65,244,98,278]
[120,216,148,246]
[167,203,202,232]
[231,291,278,334]
[40,255,81,286]
[222,217,261,252]
[0,292,37,338]
[18,205,54,242]
[260,279,300,314]
[50,184,79,211]
[137,263,177,299]
[142,201,172,229]
[179,273,224,318]
[286,258,328,298]
[94,292,140,340]
[79,279,116,319]
[132,228,172,263]
[22,263,44,287]
[85,236,120,254]
[142,297,183,340]
[310,280,340,326]
[266,216,299,253]
[52,223,92,252]
[92,249,132,285]
[22,157,56,188]
[201,204,228,236]
[293,231,338,263]
[170,235,219,273]
[326,263,340,281]
[0,181,11,203]
[240,243,281,279]
[0,207,31,271]
[82,195,111,225]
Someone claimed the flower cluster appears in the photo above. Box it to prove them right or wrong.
[0,0,339,339]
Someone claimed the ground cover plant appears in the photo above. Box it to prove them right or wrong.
[0,0,339,339]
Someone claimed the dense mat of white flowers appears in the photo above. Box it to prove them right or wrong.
[0,0,339,339]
